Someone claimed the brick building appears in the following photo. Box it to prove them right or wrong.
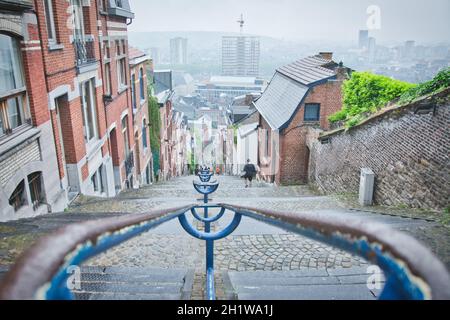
[254,53,350,185]
[96,0,136,192]
[0,0,67,221]
[154,70,174,181]
[0,0,154,221]
[31,0,120,201]
[128,46,153,186]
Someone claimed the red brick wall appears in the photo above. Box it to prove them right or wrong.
[257,79,344,185]
[278,80,343,185]
[130,62,151,178]
[58,98,87,164]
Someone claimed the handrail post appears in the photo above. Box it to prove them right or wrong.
[203,186,215,300]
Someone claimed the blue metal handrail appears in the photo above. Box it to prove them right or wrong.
[1,177,449,300]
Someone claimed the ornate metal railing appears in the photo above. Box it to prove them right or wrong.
[74,38,96,68]
[0,173,449,300]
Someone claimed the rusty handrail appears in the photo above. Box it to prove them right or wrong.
[220,204,450,300]
[0,205,195,300]
[0,202,449,300]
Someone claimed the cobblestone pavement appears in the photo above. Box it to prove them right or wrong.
[1,175,449,300]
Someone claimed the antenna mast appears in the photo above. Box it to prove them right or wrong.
[237,14,244,34]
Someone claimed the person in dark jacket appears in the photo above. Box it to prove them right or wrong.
[242,159,257,188]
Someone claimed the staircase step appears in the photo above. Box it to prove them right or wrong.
[73,267,193,300]
[228,269,385,300]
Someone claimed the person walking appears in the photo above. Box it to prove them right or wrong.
[242,159,257,188]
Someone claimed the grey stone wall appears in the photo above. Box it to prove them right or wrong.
[307,91,450,211]
[0,140,41,187]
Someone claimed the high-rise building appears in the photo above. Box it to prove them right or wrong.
[148,47,161,65]
[404,40,416,59]
[170,37,188,65]
[222,15,260,77]
[359,30,369,50]
[368,37,377,62]
[222,36,260,77]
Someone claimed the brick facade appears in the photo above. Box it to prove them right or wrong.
[0,1,68,221]
[129,47,153,186]
[258,77,345,185]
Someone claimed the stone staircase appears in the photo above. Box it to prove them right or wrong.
[226,267,385,300]
[72,266,194,300]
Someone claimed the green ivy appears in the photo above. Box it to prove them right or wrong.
[148,95,161,152]
[398,67,450,104]
[329,72,416,128]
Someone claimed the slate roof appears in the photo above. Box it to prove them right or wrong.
[254,72,309,130]
[254,54,339,130]
[277,55,336,86]
[154,70,172,95]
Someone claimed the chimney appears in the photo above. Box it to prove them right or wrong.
[319,52,333,60]
[336,61,350,80]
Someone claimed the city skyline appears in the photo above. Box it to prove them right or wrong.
[129,0,450,44]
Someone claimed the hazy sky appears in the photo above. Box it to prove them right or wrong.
[128,0,450,44]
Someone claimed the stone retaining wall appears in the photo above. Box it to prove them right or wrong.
[307,89,450,211]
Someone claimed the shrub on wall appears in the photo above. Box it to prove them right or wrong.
[329,72,415,127]
[398,67,450,104]
[148,95,161,152]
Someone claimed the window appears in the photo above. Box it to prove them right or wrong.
[100,0,108,12]
[115,40,120,56]
[91,166,105,194]
[9,180,27,212]
[28,172,45,210]
[304,103,321,122]
[122,40,126,55]
[142,119,148,150]
[122,115,130,157]
[104,63,112,95]
[139,67,145,101]
[131,74,136,109]
[99,165,105,193]
[115,0,123,8]
[264,130,269,157]
[0,34,30,137]
[103,41,110,59]
[117,58,127,89]
[43,0,57,43]
[71,0,84,39]
[91,171,98,192]
[81,79,98,142]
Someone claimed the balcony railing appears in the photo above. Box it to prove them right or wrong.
[0,173,449,300]
[0,0,33,11]
[125,151,134,177]
[74,38,96,73]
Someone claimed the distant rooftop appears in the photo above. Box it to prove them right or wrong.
[254,53,342,130]
[128,46,150,66]
[210,76,257,84]
[277,54,337,86]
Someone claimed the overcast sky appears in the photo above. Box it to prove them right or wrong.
[128,0,450,44]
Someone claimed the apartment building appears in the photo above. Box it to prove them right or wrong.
[0,0,67,221]
[129,46,153,186]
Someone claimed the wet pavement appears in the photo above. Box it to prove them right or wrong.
[0,175,448,300]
